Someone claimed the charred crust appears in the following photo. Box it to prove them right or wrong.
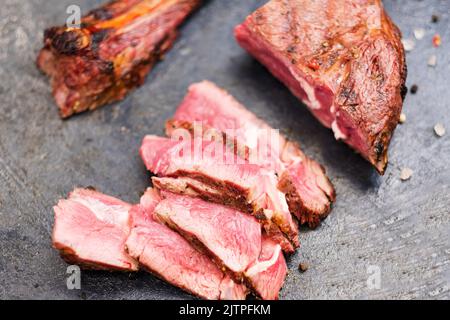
[47,26,109,56]
[58,58,154,118]
[50,29,90,55]
[338,84,358,107]
[43,27,59,42]
[286,45,296,53]
[169,171,254,214]
[374,141,384,160]
[161,171,296,250]
[371,130,391,174]
[400,62,408,102]
[165,120,196,137]
[39,0,201,118]
[90,29,110,51]
[99,60,115,74]
[254,12,264,23]
[278,171,332,229]
[252,209,268,221]
[89,7,114,21]
[166,120,249,161]
[340,86,352,99]
[400,83,408,101]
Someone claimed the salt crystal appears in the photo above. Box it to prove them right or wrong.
[428,55,437,67]
[180,47,191,56]
[434,123,446,137]
[414,28,426,40]
[400,168,413,181]
[401,39,415,52]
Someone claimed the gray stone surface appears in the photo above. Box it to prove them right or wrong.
[0,0,448,300]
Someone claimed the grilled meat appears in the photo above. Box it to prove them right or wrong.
[140,135,299,252]
[37,0,201,118]
[53,188,247,300]
[155,191,287,300]
[126,188,248,300]
[235,0,407,174]
[52,188,138,271]
[166,81,335,228]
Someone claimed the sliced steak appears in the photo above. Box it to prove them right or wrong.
[235,0,407,174]
[52,188,138,271]
[152,176,294,249]
[37,0,201,118]
[155,191,287,300]
[166,81,335,228]
[140,135,299,252]
[246,236,287,301]
[126,188,248,300]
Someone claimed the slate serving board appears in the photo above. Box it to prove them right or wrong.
[0,0,448,300]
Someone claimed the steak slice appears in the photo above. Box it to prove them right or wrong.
[52,188,138,271]
[235,0,407,174]
[37,0,201,118]
[166,81,335,228]
[155,191,287,300]
[126,188,248,300]
[246,236,287,301]
[140,135,299,252]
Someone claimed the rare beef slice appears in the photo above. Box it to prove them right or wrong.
[155,191,287,299]
[166,81,335,228]
[126,188,248,300]
[140,135,299,252]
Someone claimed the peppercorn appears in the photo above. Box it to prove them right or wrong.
[298,263,309,273]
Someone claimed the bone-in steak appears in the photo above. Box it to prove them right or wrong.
[235,0,407,174]
[37,0,201,118]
